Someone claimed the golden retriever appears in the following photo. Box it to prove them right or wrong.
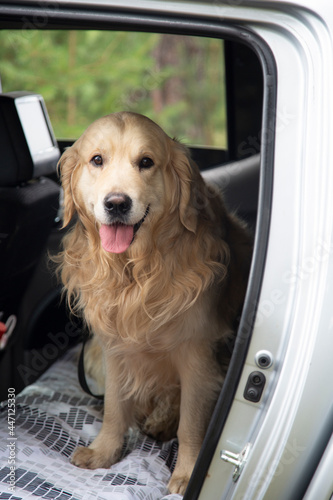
[55,111,252,495]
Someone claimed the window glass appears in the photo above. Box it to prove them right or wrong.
[0,30,227,148]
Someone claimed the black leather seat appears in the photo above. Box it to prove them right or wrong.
[202,154,260,233]
[0,176,60,316]
[0,91,61,399]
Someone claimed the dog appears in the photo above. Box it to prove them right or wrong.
[55,111,252,495]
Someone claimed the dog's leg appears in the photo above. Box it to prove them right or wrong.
[168,346,223,495]
[139,389,180,441]
[71,354,132,469]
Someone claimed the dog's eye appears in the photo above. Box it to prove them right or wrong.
[90,155,103,167]
[139,157,154,170]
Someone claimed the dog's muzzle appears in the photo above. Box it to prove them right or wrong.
[99,195,150,254]
[103,192,132,222]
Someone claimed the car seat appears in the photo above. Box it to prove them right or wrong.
[0,91,61,399]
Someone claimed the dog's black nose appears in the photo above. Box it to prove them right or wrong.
[104,193,132,216]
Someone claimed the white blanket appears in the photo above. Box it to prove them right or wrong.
[0,345,182,500]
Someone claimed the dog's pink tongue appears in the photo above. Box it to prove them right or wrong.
[99,224,134,253]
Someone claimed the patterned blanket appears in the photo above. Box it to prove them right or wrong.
[0,345,182,500]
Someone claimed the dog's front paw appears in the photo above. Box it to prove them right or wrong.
[71,446,115,469]
[168,472,190,495]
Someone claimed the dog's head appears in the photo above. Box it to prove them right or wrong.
[59,112,202,254]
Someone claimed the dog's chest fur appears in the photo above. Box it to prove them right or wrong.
[81,262,223,352]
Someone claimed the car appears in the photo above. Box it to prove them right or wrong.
[0,1,332,499]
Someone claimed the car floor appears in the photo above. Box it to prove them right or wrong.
[0,344,182,500]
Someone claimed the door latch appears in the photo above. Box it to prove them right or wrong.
[220,442,251,481]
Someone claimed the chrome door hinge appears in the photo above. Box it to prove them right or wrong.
[220,443,252,482]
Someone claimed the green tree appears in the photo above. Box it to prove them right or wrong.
[0,29,226,147]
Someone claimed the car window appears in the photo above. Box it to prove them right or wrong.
[0,30,227,149]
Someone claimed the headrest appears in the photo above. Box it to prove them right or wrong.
[0,92,60,187]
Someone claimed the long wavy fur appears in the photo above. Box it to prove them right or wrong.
[53,112,252,494]
[55,131,239,348]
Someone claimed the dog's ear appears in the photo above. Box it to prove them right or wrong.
[169,140,197,233]
[57,146,79,227]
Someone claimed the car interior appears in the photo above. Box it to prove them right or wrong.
[0,14,270,499]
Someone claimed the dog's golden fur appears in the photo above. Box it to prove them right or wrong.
[55,112,252,494]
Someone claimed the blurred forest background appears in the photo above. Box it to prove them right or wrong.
[0,30,227,147]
